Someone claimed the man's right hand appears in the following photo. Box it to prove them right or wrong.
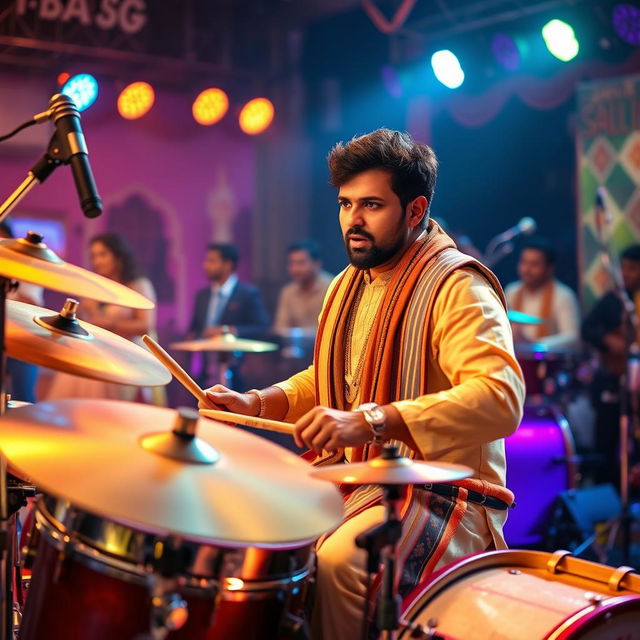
[199,384,260,416]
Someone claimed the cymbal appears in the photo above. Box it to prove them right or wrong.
[507,310,545,325]
[310,455,472,485]
[5,299,171,387]
[0,232,153,309]
[0,400,344,546]
[170,334,278,353]
[515,342,573,358]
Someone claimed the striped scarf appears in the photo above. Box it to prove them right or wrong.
[312,221,514,595]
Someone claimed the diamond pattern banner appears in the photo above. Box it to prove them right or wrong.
[578,75,640,310]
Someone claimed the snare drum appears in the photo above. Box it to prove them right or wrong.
[399,549,640,639]
[19,496,313,639]
[503,404,577,547]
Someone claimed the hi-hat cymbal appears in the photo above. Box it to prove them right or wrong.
[310,455,472,485]
[0,232,153,309]
[5,299,171,387]
[0,400,344,546]
[507,310,546,325]
[170,334,278,353]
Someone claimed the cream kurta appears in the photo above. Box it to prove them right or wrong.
[275,265,524,545]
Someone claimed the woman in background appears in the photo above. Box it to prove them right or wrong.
[45,232,166,405]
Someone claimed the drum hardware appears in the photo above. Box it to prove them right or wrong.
[312,445,472,640]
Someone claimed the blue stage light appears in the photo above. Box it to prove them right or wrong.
[61,74,99,111]
[431,50,465,89]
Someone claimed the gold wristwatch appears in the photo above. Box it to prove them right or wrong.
[356,402,387,445]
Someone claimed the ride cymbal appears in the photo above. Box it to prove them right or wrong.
[5,298,170,386]
[170,334,278,353]
[0,400,344,546]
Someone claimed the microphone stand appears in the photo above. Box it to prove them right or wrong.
[594,193,637,566]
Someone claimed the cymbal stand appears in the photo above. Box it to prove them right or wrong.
[0,138,69,639]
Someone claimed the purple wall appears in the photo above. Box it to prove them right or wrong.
[0,73,257,339]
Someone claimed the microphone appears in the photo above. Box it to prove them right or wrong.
[45,94,103,219]
[499,216,537,243]
[483,217,537,267]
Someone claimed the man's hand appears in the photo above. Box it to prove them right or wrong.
[199,384,259,416]
[294,406,372,454]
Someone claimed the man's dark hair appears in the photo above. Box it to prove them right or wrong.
[288,240,321,261]
[208,243,239,269]
[90,232,142,283]
[521,236,557,266]
[621,245,640,263]
[327,128,438,228]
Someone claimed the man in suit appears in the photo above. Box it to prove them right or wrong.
[187,243,269,388]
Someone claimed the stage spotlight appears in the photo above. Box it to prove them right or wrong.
[541,19,579,61]
[192,88,229,125]
[117,82,155,120]
[61,73,98,111]
[491,34,521,71]
[431,50,465,89]
[238,98,275,135]
[612,4,640,46]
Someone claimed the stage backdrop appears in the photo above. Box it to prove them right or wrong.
[578,73,640,309]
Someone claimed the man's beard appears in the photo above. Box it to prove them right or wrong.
[343,226,405,270]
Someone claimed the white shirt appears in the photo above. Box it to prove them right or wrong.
[504,279,580,348]
[205,273,238,327]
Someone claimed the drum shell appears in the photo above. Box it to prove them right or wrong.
[503,405,577,547]
[399,549,640,640]
[19,496,313,640]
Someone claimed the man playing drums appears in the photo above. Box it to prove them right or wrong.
[201,128,525,639]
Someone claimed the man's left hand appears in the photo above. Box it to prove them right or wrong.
[294,406,372,454]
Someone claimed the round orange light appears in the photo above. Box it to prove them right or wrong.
[238,98,274,135]
[57,72,71,86]
[117,82,155,120]
[192,88,229,126]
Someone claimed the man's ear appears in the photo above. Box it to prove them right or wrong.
[407,196,428,229]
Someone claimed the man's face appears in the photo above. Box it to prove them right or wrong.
[203,250,228,282]
[622,258,640,293]
[288,249,319,285]
[518,248,553,289]
[338,168,410,270]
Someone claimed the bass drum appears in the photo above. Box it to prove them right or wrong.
[399,550,640,640]
[503,405,578,547]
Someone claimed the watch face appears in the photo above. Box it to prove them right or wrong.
[369,406,385,423]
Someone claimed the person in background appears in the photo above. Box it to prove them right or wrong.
[45,232,165,405]
[186,243,269,388]
[274,240,333,332]
[0,221,43,402]
[505,237,580,349]
[582,244,640,487]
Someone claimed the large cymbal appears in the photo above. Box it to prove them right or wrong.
[170,334,278,353]
[0,232,153,309]
[507,310,545,325]
[5,299,171,386]
[310,455,472,485]
[0,400,344,546]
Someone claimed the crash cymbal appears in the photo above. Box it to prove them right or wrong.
[5,299,171,387]
[310,455,472,485]
[0,232,153,309]
[0,400,344,546]
[170,334,278,353]
[507,310,546,325]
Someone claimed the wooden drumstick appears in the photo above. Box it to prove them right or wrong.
[142,334,208,404]
[198,409,295,435]
[141,334,295,436]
